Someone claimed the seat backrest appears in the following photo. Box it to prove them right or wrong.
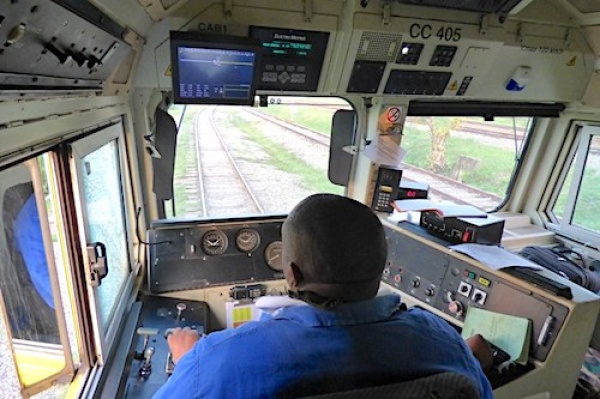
[298,372,480,399]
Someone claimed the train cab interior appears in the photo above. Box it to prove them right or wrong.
[4,0,600,398]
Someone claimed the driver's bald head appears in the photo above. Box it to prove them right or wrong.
[282,194,387,303]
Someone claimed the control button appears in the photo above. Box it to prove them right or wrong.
[458,281,472,297]
[412,279,420,288]
[478,276,491,287]
[468,272,477,280]
[393,274,402,283]
[451,267,460,276]
[472,288,487,305]
[445,291,455,303]
[448,300,464,316]
[383,268,390,276]
[425,287,435,297]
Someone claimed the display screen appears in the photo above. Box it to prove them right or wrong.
[170,31,260,105]
[249,26,329,92]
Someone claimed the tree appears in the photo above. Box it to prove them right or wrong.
[424,117,461,173]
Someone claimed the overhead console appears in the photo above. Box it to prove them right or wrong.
[0,0,134,94]
[249,26,329,92]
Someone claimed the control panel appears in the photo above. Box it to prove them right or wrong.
[148,216,285,292]
[118,296,209,399]
[382,223,569,362]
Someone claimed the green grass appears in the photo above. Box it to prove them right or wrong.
[569,167,600,231]
[402,125,516,196]
[229,115,343,194]
[170,106,202,217]
[257,106,335,136]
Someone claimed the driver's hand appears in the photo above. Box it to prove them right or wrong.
[168,327,200,364]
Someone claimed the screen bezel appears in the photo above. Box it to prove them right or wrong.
[169,31,261,106]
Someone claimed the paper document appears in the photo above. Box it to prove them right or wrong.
[450,243,543,271]
[362,134,406,167]
[461,307,532,365]
[392,199,487,218]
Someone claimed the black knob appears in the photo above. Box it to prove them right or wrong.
[412,279,420,288]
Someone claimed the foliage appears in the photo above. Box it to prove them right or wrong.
[401,125,515,196]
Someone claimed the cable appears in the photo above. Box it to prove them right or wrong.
[136,206,172,246]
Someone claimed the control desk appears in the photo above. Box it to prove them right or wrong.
[97,216,287,399]
[98,215,600,399]
[381,219,600,399]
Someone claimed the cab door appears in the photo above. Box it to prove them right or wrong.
[69,121,137,362]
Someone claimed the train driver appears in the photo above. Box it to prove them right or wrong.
[153,193,493,398]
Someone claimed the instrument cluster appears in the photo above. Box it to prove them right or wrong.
[148,216,285,293]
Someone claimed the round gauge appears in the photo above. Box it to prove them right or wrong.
[235,228,261,254]
[201,229,228,256]
[264,241,284,272]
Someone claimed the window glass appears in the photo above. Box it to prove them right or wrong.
[552,154,576,222]
[571,135,600,232]
[80,140,129,327]
[401,116,533,211]
[169,98,347,218]
[0,155,78,398]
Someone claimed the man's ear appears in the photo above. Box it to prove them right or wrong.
[285,262,304,288]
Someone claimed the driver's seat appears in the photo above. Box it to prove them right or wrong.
[299,372,480,399]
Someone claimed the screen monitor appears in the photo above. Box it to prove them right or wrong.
[249,26,329,92]
[170,31,260,105]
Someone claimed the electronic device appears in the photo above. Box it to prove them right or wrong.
[371,165,402,213]
[169,31,261,105]
[249,26,329,92]
[397,181,429,200]
[419,211,505,245]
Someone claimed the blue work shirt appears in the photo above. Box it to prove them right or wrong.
[153,294,492,399]
[14,194,54,309]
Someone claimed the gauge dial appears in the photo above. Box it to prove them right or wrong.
[264,241,283,272]
[235,228,261,254]
[201,229,228,256]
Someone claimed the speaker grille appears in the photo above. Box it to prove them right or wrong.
[356,32,403,62]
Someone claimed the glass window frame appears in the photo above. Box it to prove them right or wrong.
[546,124,600,246]
[166,97,352,219]
[0,152,79,398]
[68,121,137,362]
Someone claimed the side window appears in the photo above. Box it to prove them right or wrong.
[0,155,80,398]
[549,126,600,242]
[168,97,348,218]
[401,116,534,211]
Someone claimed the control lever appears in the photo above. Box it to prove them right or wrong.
[176,302,186,323]
[135,327,158,360]
[164,324,200,376]
[139,347,155,378]
[165,352,175,375]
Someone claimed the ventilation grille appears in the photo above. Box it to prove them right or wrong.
[394,0,522,14]
[356,32,403,62]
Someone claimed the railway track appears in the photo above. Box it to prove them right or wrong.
[194,107,264,216]
[247,108,504,211]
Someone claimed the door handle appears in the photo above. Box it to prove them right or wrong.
[87,242,108,287]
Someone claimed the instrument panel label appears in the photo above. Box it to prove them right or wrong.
[409,23,462,42]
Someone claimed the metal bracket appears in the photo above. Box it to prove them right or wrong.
[516,22,523,43]
[382,3,391,26]
[87,242,108,287]
[479,15,489,36]
[224,0,233,18]
[564,28,572,47]
[304,0,313,23]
